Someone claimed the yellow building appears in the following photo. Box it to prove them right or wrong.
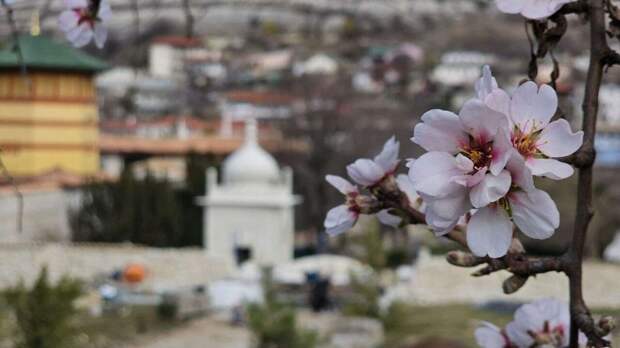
[0,35,108,177]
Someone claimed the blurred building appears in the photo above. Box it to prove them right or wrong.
[0,35,107,177]
[199,119,300,266]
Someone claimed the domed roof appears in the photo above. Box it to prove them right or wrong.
[222,119,280,185]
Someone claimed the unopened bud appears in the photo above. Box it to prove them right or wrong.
[503,275,529,294]
[446,251,480,267]
[598,316,616,335]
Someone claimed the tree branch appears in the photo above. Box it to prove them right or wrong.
[566,0,609,346]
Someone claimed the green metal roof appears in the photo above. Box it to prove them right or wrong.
[0,35,109,72]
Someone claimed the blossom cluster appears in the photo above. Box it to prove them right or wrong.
[475,298,589,348]
[324,137,422,235]
[409,66,582,258]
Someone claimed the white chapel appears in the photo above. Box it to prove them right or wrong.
[199,119,300,266]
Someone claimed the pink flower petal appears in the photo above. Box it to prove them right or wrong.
[412,109,468,153]
[509,189,559,239]
[510,81,557,133]
[377,209,402,227]
[466,206,513,258]
[506,153,535,191]
[325,175,357,195]
[459,99,509,144]
[347,159,385,186]
[408,152,465,198]
[496,0,525,14]
[475,322,507,348]
[324,205,357,236]
[537,119,583,158]
[526,158,574,180]
[469,171,511,208]
[373,136,400,173]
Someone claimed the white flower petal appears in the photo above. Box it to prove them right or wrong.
[510,189,559,239]
[396,174,420,207]
[66,22,93,47]
[325,175,357,195]
[347,159,386,186]
[475,322,507,348]
[377,209,402,227]
[537,119,584,158]
[485,88,511,117]
[505,320,535,347]
[65,0,88,7]
[374,136,400,173]
[58,11,79,32]
[94,24,108,49]
[475,65,498,101]
[459,98,509,144]
[496,0,525,14]
[510,81,557,133]
[324,205,357,236]
[467,206,513,258]
[97,0,113,22]
[412,109,468,153]
[409,152,465,198]
[469,171,511,208]
[521,0,570,19]
[526,158,574,180]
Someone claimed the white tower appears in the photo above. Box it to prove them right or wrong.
[199,119,299,267]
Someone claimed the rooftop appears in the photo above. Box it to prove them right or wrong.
[0,35,109,72]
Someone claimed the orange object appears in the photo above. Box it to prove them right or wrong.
[123,264,146,284]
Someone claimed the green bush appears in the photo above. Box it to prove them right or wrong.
[4,267,82,348]
[246,269,318,348]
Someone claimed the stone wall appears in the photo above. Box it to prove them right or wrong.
[0,242,234,290]
[0,188,79,244]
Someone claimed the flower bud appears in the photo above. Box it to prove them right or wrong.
[502,275,528,294]
[598,316,616,335]
[446,251,480,267]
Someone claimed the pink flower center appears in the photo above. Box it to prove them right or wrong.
[460,137,493,171]
[73,8,97,28]
[527,321,566,347]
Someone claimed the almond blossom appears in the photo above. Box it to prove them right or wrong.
[475,298,595,348]
[409,88,514,240]
[466,153,559,257]
[346,136,400,187]
[323,175,364,236]
[59,0,112,49]
[506,81,583,180]
[496,0,575,20]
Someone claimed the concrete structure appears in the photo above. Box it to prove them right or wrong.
[199,119,299,266]
[0,35,107,177]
